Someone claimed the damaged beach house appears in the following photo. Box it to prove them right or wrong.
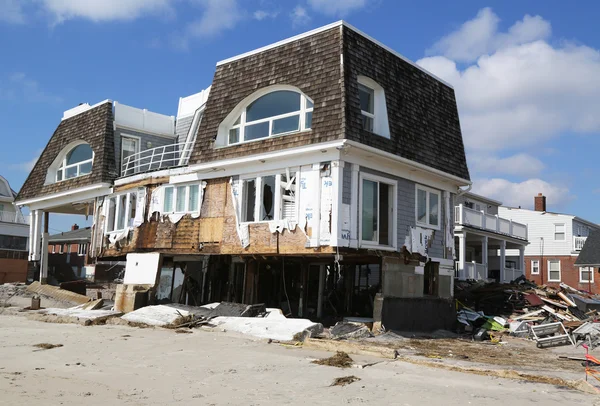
[15,21,472,330]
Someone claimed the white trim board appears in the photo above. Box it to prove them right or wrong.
[216,21,453,89]
[16,183,112,210]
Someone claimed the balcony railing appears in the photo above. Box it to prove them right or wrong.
[455,204,528,240]
[455,261,487,280]
[574,236,587,252]
[121,142,194,177]
[0,210,29,225]
[502,266,524,284]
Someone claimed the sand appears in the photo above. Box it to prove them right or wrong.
[0,315,596,405]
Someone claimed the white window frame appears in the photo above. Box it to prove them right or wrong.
[52,244,56,254]
[547,259,561,282]
[358,83,375,132]
[554,223,566,241]
[580,266,594,283]
[59,244,63,254]
[78,243,88,256]
[121,134,140,167]
[415,184,441,230]
[104,191,137,234]
[162,184,202,215]
[228,91,313,145]
[358,173,397,251]
[357,75,390,139]
[239,170,299,224]
[531,260,540,275]
[55,143,94,182]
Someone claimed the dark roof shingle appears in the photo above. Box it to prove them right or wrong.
[575,231,600,266]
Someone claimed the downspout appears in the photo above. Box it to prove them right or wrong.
[456,184,472,197]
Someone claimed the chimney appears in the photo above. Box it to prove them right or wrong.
[71,224,79,231]
[534,193,546,212]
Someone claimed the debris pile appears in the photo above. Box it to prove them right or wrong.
[455,280,600,348]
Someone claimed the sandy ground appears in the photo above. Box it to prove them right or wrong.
[0,316,598,405]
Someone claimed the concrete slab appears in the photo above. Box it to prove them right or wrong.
[121,305,191,327]
[209,317,323,341]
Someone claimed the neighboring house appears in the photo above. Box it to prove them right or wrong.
[47,224,90,282]
[0,175,29,283]
[575,231,600,292]
[454,192,528,283]
[16,22,471,329]
[499,193,600,293]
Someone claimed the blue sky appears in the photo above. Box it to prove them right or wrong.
[1,0,599,232]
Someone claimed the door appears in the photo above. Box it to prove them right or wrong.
[121,136,139,174]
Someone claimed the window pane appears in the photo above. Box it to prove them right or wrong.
[362,115,374,132]
[305,111,313,129]
[272,115,300,135]
[66,166,78,179]
[417,189,427,223]
[246,91,301,122]
[117,194,127,230]
[362,180,378,242]
[429,192,439,226]
[56,169,63,181]
[261,176,276,220]
[358,84,374,114]
[164,187,174,212]
[306,99,314,109]
[188,185,199,212]
[176,186,187,212]
[129,193,137,227]
[243,180,256,222]
[80,161,92,175]
[244,121,270,141]
[229,128,240,144]
[122,138,137,162]
[66,144,93,165]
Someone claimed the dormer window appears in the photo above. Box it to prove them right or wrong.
[357,76,390,139]
[55,143,93,182]
[227,90,313,145]
[358,83,375,132]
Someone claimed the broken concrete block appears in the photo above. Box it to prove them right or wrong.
[330,322,372,340]
[114,284,152,313]
[121,305,191,327]
[209,317,323,341]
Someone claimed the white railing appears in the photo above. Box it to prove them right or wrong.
[574,236,587,251]
[121,142,194,177]
[0,210,29,225]
[455,204,528,240]
[456,261,487,280]
[502,266,523,284]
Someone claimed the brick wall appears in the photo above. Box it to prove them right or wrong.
[525,255,599,293]
[0,258,27,283]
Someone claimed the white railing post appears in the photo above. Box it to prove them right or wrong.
[495,215,500,232]
[509,220,513,236]
[458,204,464,224]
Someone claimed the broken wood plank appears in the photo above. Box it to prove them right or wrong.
[558,292,577,307]
[541,297,568,309]
[512,309,545,321]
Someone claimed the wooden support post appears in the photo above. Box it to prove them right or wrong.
[40,211,49,284]
[317,264,326,319]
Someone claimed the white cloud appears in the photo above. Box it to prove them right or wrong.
[428,7,551,63]
[38,0,176,24]
[0,73,62,104]
[253,10,278,21]
[0,0,25,24]
[468,153,545,177]
[290,6,310,28]
[174,0,243,49]
[417,11,600,155]
[472,178,573,210]
[307,0,367,17]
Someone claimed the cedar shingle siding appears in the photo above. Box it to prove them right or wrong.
[189,27,345,164]
[342,28,470,181]
[17,102,117,200]
[190,25,469,181]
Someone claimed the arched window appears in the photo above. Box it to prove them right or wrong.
[227,90,313,145]
[357,76,390,139]
[56,143,93,182]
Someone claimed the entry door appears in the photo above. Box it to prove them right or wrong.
[121,137,139,171]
